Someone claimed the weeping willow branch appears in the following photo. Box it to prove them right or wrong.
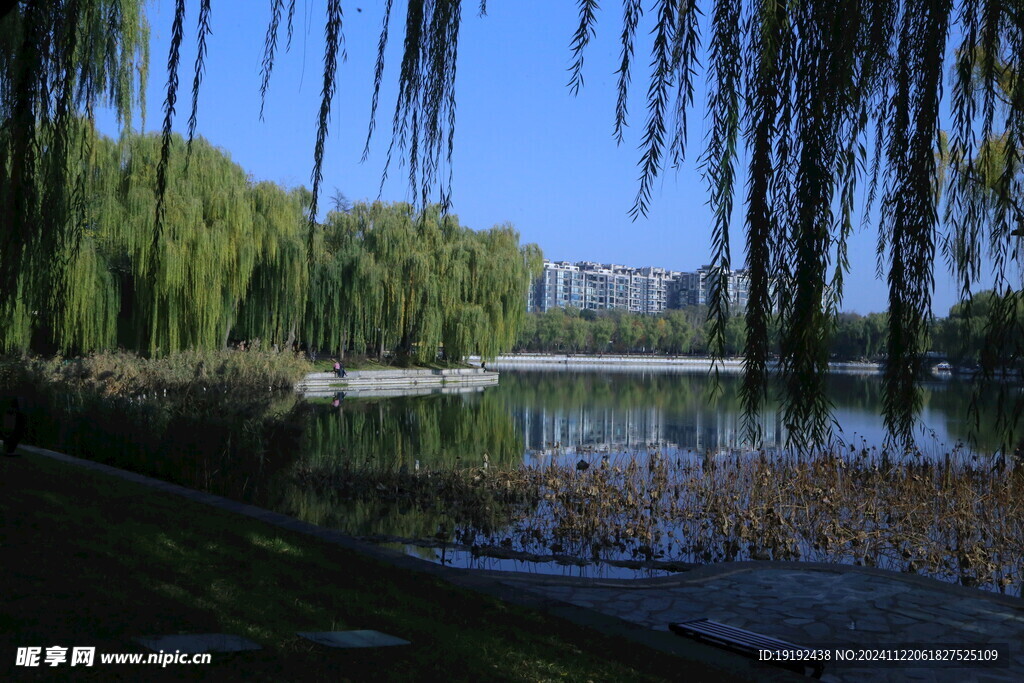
[739,0,786,444]
[613,1,642,146]
[154,0,185,251]
[308,0,345,228]
[362,0,395,162]
[882,0,951,446]
[630,0,677,221]
[667,0,701,169]
[186,0,212,155]
[377,0,462,210]
[701,0,741,389]
[259,0,284,122]
[568,0,600,97]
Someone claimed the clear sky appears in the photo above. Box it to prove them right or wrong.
[97,1,977,315]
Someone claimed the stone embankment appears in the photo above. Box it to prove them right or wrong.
[472,353,883,374]
[296,367,498,397]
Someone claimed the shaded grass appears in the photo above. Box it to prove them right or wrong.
[0,453,723,682]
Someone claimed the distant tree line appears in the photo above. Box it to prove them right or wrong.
[931,291,1024,369]
[518,298,1013,366]
[517,307,747,356]
[0,123,541,362]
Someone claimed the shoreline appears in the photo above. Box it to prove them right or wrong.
[471,353,884,375]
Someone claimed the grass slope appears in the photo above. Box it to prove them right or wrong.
[0,453,737,682]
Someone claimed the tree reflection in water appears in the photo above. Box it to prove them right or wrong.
[284,373,1021,596]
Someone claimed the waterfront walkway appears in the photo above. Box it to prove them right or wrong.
[473,353,883,375]
[486,564,1024,682]
[21,445,1024,682]
[295,367,498,396]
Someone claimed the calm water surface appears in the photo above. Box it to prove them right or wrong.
[310,368,994,469]
[499,368,983,457]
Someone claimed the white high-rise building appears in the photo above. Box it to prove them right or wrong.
[528,260,751,314]
[671,265,751,311]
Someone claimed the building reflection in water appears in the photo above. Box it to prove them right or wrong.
[502,368,995,459]
[514,402,786,456]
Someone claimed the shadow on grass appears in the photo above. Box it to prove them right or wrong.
[0,454,738,682]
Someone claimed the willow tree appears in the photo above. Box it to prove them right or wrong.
[100,132,259,352]
[0,0,148,347]
[233,182,311,348]
[0,119,314,355]
[110,132,315,354]
[446,225,543,360]
[305,201,539,363]
[7,1,1024,447]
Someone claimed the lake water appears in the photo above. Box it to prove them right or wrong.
[306,368,996,470]
[282,368,1022,587]
[46,366,1016,586]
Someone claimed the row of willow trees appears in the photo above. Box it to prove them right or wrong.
[0,124,541,362]
[518,299,1012,366]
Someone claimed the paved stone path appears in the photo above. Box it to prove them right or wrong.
[495,563,1024,682]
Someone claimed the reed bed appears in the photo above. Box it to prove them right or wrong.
[292,460,540,535]
[296,448,1024,596]
[0,348,311,398]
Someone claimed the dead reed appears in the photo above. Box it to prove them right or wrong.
[296,448,1023,596]
[0,349,311,398]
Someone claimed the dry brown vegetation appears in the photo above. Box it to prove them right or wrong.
[0,349,311,397]
[298,449,1024,596]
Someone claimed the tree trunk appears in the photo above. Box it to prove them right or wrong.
[284,323,297,352]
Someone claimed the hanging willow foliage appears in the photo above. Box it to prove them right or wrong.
[6,2,1024,447]
[345,0,1024,450]
[116,0,1021,447]
[0,0,148,338]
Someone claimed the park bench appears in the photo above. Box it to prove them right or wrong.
[669,618,824,678]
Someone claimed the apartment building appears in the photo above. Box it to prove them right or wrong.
[529,260,752,314]
[671,265,751,311]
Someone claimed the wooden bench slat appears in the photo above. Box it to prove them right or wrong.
[670,618,824,678]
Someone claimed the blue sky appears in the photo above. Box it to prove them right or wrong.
[97,1,975,315]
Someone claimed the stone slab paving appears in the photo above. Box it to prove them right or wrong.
[497,565,1024,682]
